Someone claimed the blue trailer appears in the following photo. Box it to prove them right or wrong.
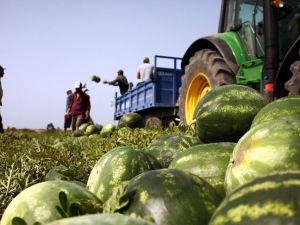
[114,55,182,125]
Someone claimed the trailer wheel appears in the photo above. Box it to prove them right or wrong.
[178,49,236,124]
[285,59,300,95]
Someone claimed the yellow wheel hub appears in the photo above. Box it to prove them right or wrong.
[185,73,211,124]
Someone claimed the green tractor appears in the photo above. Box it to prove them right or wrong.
[179,0,300,124]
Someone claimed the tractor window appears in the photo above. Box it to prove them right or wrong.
[223,0,236,32]
[278,0,300,60]
[236,0,264,59]
[222,0,264,59]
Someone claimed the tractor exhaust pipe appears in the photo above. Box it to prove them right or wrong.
[263,0,279,101]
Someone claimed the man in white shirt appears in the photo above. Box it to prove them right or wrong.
[137,57,154,85]
[0,65,5,133]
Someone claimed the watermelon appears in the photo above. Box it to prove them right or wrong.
[225,118,300,194]
[100,124,116,138]
[86,146,161,203]
[118,168,222,225]
[251,95,300,128]
[118,112,145,129]
[209,171,300,225]
[144,134,200,168]
[94,123,103,132]
[0,180,102,225]
[194,85,267,143]
[45,214,156,225]
[78,123,89,132]
[91,75,101,83]
[169,142,235,198]
[43,165,71,181]
[72,129,85,137]
[84,124,99,136]
[145,117,162,128]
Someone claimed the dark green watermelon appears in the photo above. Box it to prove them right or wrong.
[1,180,102,225]
[86,146,161,203]
[209,171,300,225]
[251,95,300,128]
[144,134,201,168]
[194,85,267,143]
[91,75,101,83]
[169,142,235,198]
[225,119,300,194]
[45,214,156,225]
[119,169,222,225]
[118,112,145,129]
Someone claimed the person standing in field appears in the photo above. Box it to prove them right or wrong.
[103,69,129,95]
[137,57,154,85]
[67,81,91,131]
[64,89,72,132]
[0,66,5,133]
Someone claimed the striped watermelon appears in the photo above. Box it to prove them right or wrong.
[209,171,300,225]
[45,214,156,225]
[144,134,201,168]
[1,181,101,225]
[194,85,267,143]
[251,95,300,128]
[119,168,222,225]
[169,142,235,198]
[86,146,161,203]
[118,112,145,129]
[225,118,300,194]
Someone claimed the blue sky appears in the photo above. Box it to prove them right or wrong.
[0,1,221,129]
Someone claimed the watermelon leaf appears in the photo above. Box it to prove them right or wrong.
[69,202,83,216]
[58,191,68,212]
[12,217,27,225]
[55,206,67,218]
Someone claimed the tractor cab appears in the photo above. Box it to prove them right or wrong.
[220,0,300,61]
[179,0,300,124]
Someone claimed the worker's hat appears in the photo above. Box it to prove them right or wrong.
[74,81,82,89]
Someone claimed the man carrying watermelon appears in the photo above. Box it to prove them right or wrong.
[0,65,5,133]
[67,81,91,131]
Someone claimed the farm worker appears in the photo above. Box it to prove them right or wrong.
[67,81,91,131]
[64,89,73,132]
[137,57,154,85]
[0,65,5,133]
[103,69,129,95]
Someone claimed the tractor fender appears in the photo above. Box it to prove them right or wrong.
[181,35,238,75]
[274,36,300,97]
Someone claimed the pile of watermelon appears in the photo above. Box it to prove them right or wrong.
[2,85,300,225]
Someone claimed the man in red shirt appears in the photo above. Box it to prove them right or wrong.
[67,81,91,131]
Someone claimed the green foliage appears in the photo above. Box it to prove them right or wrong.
[55,191,102,217]
[0,127,194,218]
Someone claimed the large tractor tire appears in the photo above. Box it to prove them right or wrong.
[178,49,236,124]
[285,59,300,95]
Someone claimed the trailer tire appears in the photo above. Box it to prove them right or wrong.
[285,59,300,95]
[178,49,236,124]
